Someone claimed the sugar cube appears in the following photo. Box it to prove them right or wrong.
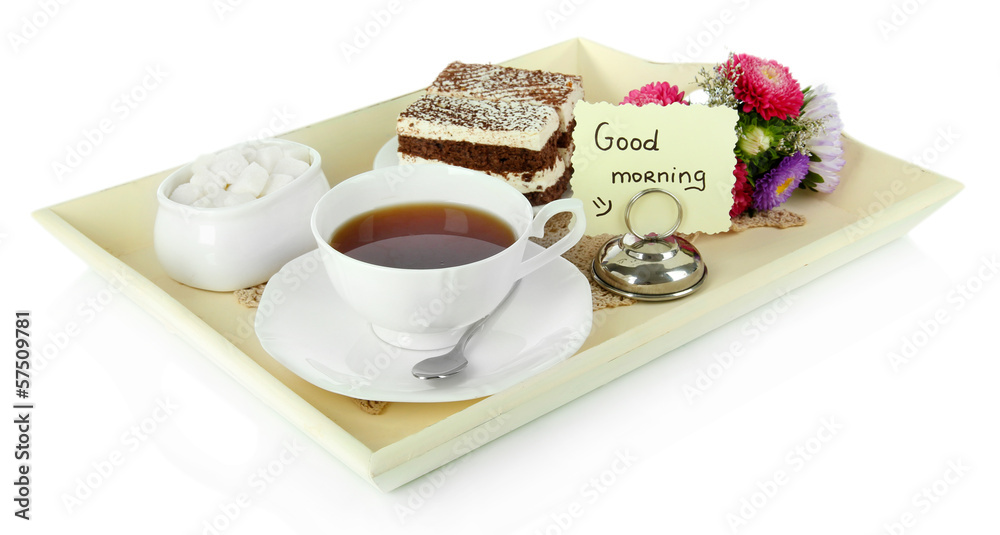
[252,145,285,173]
[282,145,311,163]
[261,173,294,196]
[209,149,249,181]
[229,162,269,197]
[191,196,213,208]
[190,153,215,175]
[210,190,231,207]
[169,183,204,205]
[202,181,226,198]
[190,170,225,189]
[203,183,223,202]
[272,157,310,178]
[241,146,257,162]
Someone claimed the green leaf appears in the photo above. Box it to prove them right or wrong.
[798,171,825,192]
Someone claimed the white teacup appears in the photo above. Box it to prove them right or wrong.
[310,164,586,350]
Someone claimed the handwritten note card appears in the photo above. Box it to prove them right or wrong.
[570,102,739,235]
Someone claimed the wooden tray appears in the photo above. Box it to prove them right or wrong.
[33,38,963,491]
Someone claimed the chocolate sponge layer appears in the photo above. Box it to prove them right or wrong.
[557,119,576,149]
[524,165,572,206]
[398,133,560,174]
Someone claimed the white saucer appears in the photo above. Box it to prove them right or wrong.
[255,244,593,403]
[372,136,399,169]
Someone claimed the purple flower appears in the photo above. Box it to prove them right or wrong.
[802,84,845,193]
[752,152,810,211]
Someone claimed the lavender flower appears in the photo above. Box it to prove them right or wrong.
[801,84,845,193]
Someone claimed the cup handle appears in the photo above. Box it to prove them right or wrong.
[515,198,587,280]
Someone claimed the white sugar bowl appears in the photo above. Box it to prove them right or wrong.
[154,139,330,291]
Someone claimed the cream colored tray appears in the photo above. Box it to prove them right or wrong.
[33,38,962,492]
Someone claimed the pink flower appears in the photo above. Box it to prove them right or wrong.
[730,159,753,218]
[726,54,803,121]
[620,81,688,107]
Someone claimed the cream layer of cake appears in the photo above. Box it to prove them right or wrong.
[426,61,584,144]
[399,153,566,195]
[397,94,559,151]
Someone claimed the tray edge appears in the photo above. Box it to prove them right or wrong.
[32,207,380,485]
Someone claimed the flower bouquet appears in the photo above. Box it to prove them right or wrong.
[620,53,845,220]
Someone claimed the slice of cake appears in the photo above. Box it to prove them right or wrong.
[425,61,584,154]
[397,94,570,205]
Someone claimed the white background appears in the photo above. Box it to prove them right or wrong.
[4,0,998,533]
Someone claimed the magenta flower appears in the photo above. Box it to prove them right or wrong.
[620,81,687,107]
[727,54,803,121]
